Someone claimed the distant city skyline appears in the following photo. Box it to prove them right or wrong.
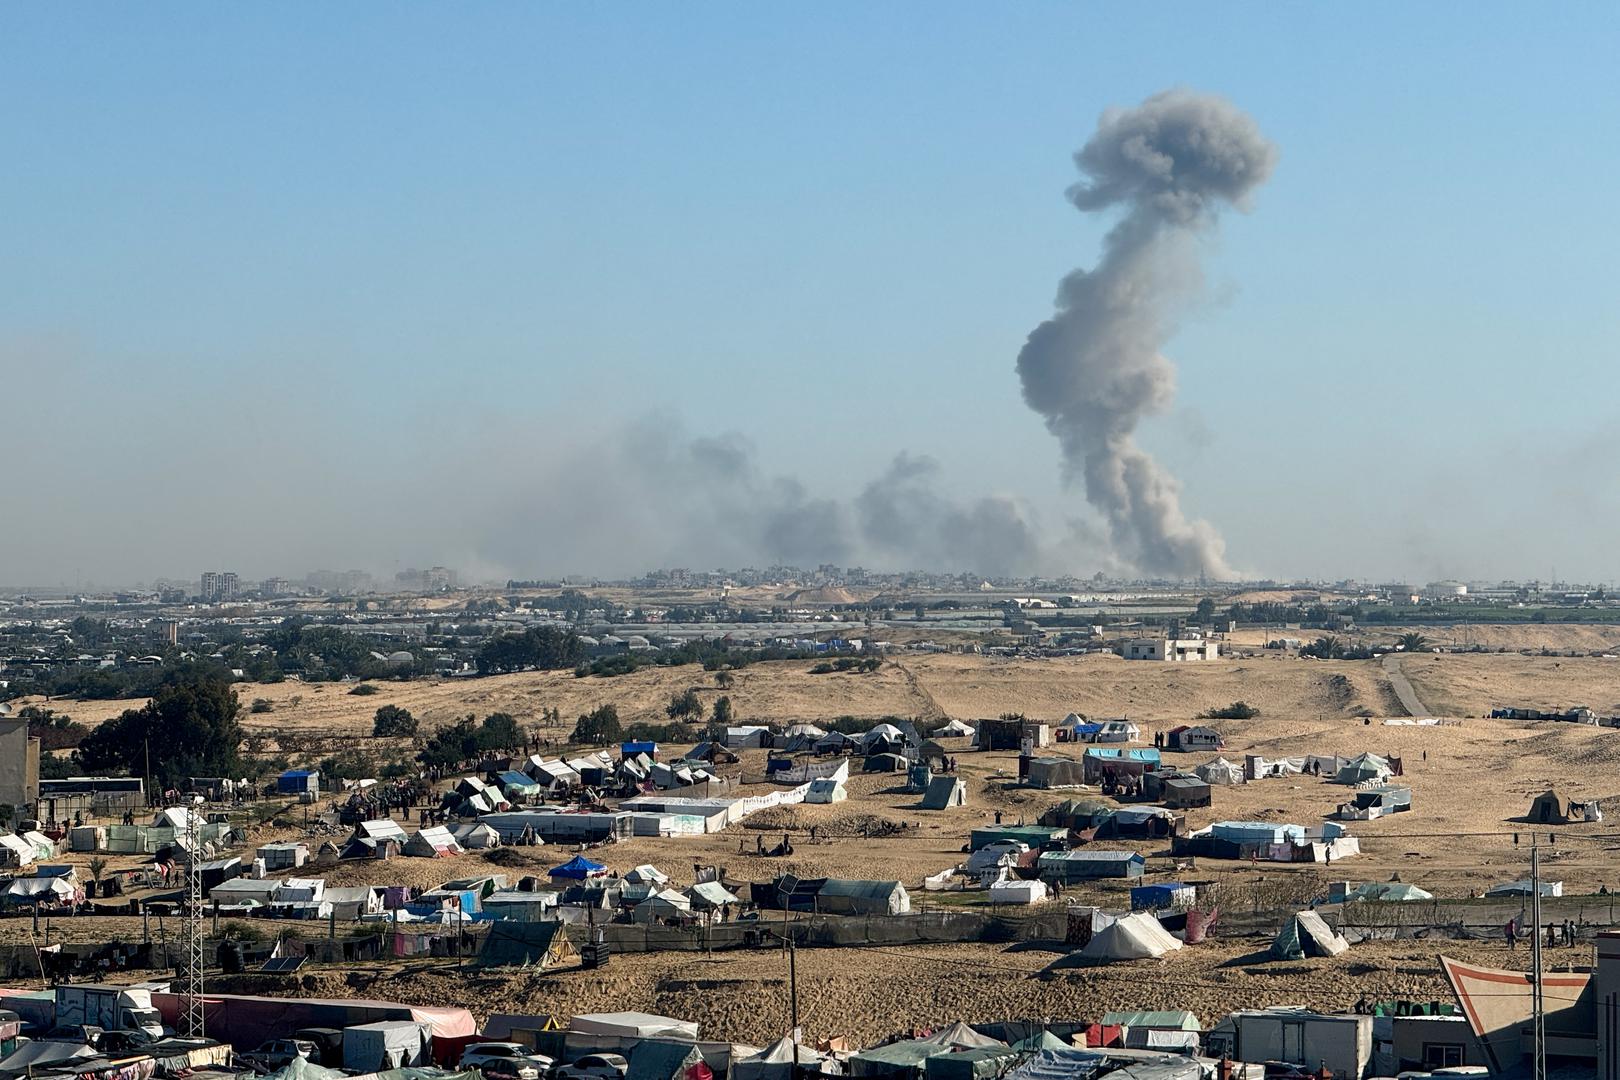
[4,6,1618,584]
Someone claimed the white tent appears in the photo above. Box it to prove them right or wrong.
[569,1013,701,1040]
[0,833,36,867]
[805,778,847,804]
[449,822,502,850]
[1196,758,1246,786]
[988,878,1048,905]
[733,1037,824,1080]
[934,719,976,738]
[625,864,670,885]
[1076,912,1183,962]
[921,776,967,810]
[1271,910,1349,959]
[918,1022,1006,1049]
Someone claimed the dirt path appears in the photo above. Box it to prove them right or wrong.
[888,660,947,723]
[1382,654,1430,716]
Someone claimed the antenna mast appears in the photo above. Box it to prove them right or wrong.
[180,806,206,1037]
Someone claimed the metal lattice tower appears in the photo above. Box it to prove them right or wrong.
[180,806,206,1037]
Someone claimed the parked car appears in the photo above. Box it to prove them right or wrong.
[244,1038,320,1072]
[40,1025,105,1050]
[555,1053,630,1080]
[459,1043,555,1080]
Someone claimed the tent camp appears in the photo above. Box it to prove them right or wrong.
[1196,758,1246,786]
[1528,789,1578,825]
[548,855,608,881]
[921,776,967,810]
[1271,910,1349,960]
[806,778,847,804]
[1343,882,1433,902]
[1072,912,1183,963]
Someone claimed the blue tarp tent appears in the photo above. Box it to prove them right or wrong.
[276,769,319,794]
[621,741,658,757]
[548,855,607,880]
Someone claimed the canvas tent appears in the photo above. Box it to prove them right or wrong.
[1196,758,1246,786]
[921,776,967,810]
[626,864,670,885]
[934,719,975,738]
[449,822,502,850]
[403,826,463,858]
[1334,752,1393,785]
[1528,789,1577,824]
[988,878,1048,905]
[733,1038,822,1080]
[1073,912,1183,962]
[805,778,847,804]
[1025,758,1086,790]
[864,753,908,773]
[476,921,579,969]
[1271,910,1349,960]
[918,1022,1006,1049]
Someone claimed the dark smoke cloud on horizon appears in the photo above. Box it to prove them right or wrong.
[1015,89,1277,580]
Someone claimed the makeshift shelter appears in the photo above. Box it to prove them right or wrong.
[1271,910,1349,959]
[724,726,772,749]
[0,834,34,868]
[935,719,976,738]
[495,771,541,800]
[805,778,847,803]
[632,888,694,923]
[862,723,910,753]
[548,854,608,880]
[1009,1032,1070,1052]
[570,1012,701,1040]
[686,880,741,913]
[863,753,909,773]
[449,822,502,850]
[627,1042,713,1080]
[733,1037,823,1080]
[988,878,1048,905]
[402,826,463,858]
[1528,789,1577,825]
[1334,752,1393,785]
[625,864,670,885]
[1195,758,1246,786]
[324,886,383,920]
[1094,720,1140,744]
[1165,725,1223,752]
[475,921,579,969]
[481,890,560,921]
[1039,799,1112,830]
[1130,882,1196,911]
[1073,912,1183,962]
[1343,882,1433,902]
[1000,1050,1106,1080]
[1025,758,1087,790]
[921,776,967,810]
[1037,850,1145,883]
[5,876,76,906]
[1161,776,1212,809]
[816,878,911,916]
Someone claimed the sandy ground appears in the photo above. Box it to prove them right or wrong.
[14,644,1620,1040]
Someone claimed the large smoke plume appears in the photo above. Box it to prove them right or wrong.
[1016,89,1276,579]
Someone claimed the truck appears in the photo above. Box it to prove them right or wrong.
[54,985,165,1039]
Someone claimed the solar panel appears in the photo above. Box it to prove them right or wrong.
[259,956,306,973]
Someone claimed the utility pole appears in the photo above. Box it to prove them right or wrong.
[1530,843,1545,1080]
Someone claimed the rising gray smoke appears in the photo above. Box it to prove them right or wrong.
[1015,89,1277,579]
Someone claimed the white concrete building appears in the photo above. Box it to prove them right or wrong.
[1122,635,1219,662]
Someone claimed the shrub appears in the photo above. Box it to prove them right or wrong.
[1200,701,1259,720]
[349,684,379,696]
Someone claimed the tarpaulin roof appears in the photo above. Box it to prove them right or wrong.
[1001,1049,1106,1080]
[1075,913,1183,962]
[1271,910,1349,960]
[548,854,607,879]
[917,1022,1005,1048]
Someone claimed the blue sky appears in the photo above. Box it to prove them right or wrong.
[4,6,1618,585]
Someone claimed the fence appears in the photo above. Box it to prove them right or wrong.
[575,909,1070,954]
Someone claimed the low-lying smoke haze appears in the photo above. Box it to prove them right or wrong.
[1016,89,1278,580]
[474,417,1113,581]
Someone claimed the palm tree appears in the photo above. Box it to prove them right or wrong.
[1397,632,1429,653]
[88,856,109,898]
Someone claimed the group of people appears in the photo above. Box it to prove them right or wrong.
[1504,917,1582,949]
